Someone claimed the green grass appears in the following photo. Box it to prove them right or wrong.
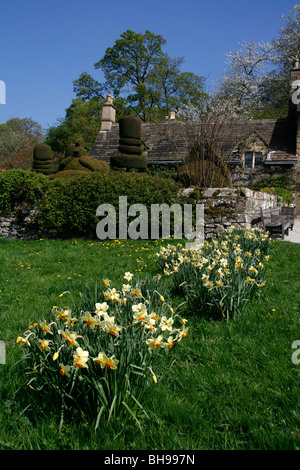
[0,237,300,450]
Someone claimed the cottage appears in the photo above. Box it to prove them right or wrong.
[89,62,300,211]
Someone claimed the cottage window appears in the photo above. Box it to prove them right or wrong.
[244,152,262,168]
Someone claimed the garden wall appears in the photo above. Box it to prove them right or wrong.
[199,187,277,238]
[0,187,276,241]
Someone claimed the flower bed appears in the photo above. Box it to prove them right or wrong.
[16,273,188,431]
[156,226,272,321]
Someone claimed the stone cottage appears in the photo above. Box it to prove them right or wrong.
[89,63,300,210]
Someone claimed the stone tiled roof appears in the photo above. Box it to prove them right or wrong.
[89,116,297,165]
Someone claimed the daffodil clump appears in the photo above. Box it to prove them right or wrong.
[156,226,272,320]
[16,273,188,430]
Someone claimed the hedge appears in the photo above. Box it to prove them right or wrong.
[0,170,187,239]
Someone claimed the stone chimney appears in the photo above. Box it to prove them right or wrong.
[100,94,116,131]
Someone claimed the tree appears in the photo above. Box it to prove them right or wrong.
[146,55,207,119]
[274,3,300,72]
[93,29,206,121]
[0,117,43,169]
[215,40,277,117]
[45,98,103,154]
[73,72,105,101]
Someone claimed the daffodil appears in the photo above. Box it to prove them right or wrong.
[73,347,89,368]
[39,339,51,351]
[103,321,122,336]
[95,302,109,316]
[93,352,119,370]
[177,326,188,341]
[131,288,142,298]
[59,364,71,376]
[124,272,133,282]
[81,312,99,329]
[39,320,53,335]
[164,336,175,348]
[146,335,164,350]
[159,316,174,332]
[16,336,31,347]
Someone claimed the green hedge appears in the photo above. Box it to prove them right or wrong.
[38,173,183,237]
[0,169,50,213]
[0,170,186,238]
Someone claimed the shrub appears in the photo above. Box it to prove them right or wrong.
[38,173,183,238]
[32,143,55,175]
[119,116,141,139]
[0,169,50,214]
[79,156,110,173]
[177,159,231,188]
[258,187,293,205]
[49,170,90,179]
[15,273,188,430]
[110,155,147,170]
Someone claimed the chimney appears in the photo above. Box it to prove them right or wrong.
[100,94,116,131]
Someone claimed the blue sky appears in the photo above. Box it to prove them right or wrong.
[0,0,297,131]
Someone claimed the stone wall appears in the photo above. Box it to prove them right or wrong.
[197,187,277,238]
[0,189,277,241]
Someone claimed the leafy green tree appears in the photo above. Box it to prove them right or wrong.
[94,29,206,121]
[45,98,103,154]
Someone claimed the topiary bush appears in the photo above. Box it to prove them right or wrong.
[119,116,141,139]
[110,155,147,170]
[55,137,110,177]
[111,116,146,171]
[32,143,55,175]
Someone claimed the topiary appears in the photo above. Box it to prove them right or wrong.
[32,143,55,175]
[73,146,88,158]
[110,155,147,170]
[49,170,90,180]
[118,144,143,155]
[111,115,147,171]
[119,116,141,139]
[65,143,76,158]
[79,156,110,173]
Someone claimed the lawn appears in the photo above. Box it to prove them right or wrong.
[0,236,299,450]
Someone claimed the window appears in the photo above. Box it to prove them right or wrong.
[244,152,262,168]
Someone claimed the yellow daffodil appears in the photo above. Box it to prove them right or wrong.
[39,339,51,351]
[59,364,71,376]
[73,347,89,368]
[93,352,119,370]
[146,335,164,350]
[159,316,174,332]
[16,336,31,347]
[81,312,99,329]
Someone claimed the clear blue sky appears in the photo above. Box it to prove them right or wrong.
[0,0,297,131]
